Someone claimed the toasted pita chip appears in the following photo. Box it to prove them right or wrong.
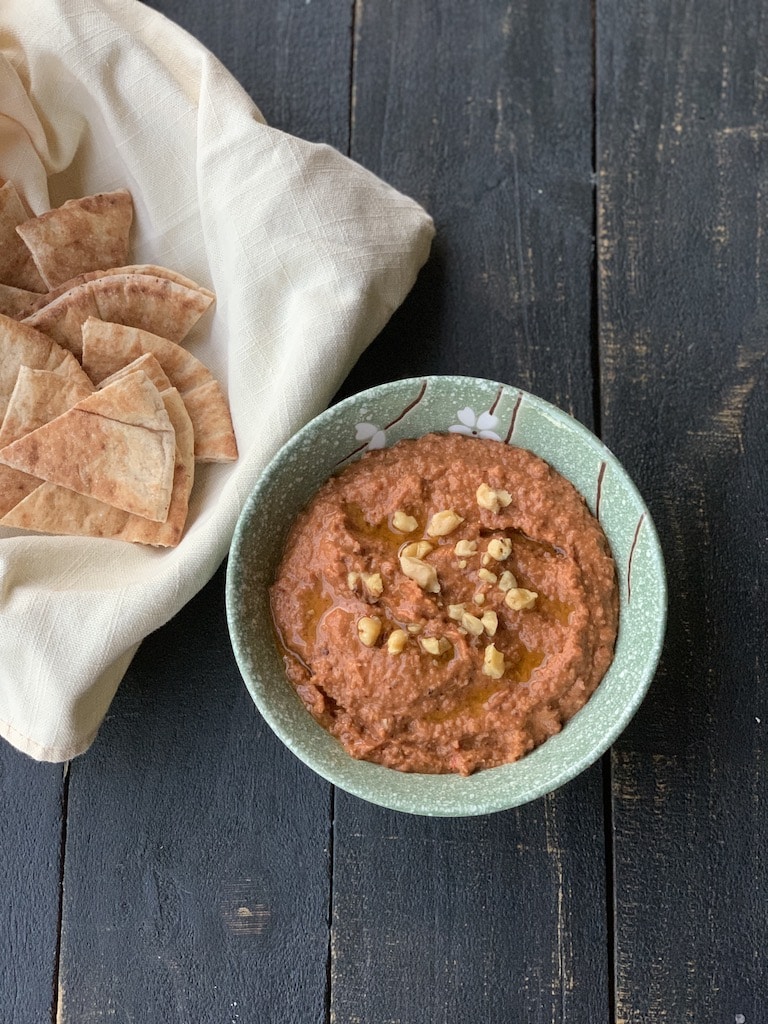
[81,318,237,462]
[0,282,49,319]
[1,388,194,547]
[0,367,94,518]
[0,181,47,292]
[182,381,239,462]
[99,353,172,394]
[0,314,93,421]
[0,371,175,521]
[16,189,133,288]
[23,273,214,357]
[43,264,215,305]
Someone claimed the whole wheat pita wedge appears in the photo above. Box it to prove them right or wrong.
[0,181,47,292]
[23,274,214,357]
[0,282,49,319]
[21,282,100,358]
[0,314,93,421]
[43,264,215,305]
[0,370,176,522]
[16,189,133,289]
[0,366,94,518]
[98,352,172,394]
[1,388,195,547]
[81,318,237,462]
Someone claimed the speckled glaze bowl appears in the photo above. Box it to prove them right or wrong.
[226,376,666,816]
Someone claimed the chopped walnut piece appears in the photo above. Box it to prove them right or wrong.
[392,510,418,533]
[420,635,452,656]
[482,643,505,679]
[461,611,485,636]
[476,483,513,513]
[399,553,440,593]
[401,540,434,560]
[454,539,477,558]
[426,509,465,537]
[487,537,513,561]
[447,603,466,621]
[497,570,518,592]
[504,587,538,611]
[478,568,498,584]
[406,623,423,634]
[473,592,485,605]
[481,610,498,636]
[347,571,360,591]
[357,615,382,647]
[361,572,383,598]
[387,629,408,654]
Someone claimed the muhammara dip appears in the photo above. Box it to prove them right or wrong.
[270,433,619,776]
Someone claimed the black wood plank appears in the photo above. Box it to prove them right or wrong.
[0,752,64,1023]
[57,566,333,1024]
[145,0,352,150]
[332,3,608,1022]
[597,1,768,1019]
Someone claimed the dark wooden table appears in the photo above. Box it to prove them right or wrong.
[3,2,766,1021]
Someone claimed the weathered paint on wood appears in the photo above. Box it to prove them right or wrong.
[57,566,333,1023]
[331,3,609,1023]
[597,0,768,1020]
[0,752,65,1023]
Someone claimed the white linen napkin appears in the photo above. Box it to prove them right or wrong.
[0,0,434,761]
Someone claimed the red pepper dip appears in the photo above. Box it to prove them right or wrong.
[269,433,619,776]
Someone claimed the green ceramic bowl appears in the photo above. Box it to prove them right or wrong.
[226,376,666,816]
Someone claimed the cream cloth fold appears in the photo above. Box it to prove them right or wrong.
[0,0,434,761]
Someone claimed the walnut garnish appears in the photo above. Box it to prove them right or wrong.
[392,510,418,533]
[478,567,498,584]
[426,509,465,537]
[420,635,452,656]
[357,615,382,647]
[472,592,485,605]
[504,588,538,611]
[361,572,383,599]
[387,629,408,655]
[406,623,423,634]
[347,571,360,591]
[476,483,512,513]
[482,643,505,678]
[454,539,477,558]
[401,540,434,560]
[481,610,498,636]
[497,570,518,592]
[486,537,513,561]
[460,611,485,636]
[447,603,466,621]
[400,554,440,593]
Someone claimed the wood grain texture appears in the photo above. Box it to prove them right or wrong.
[597,0,768,1019]
[145,0,353,150]
[339,0,597,421]
[0,752,65,1023]
[332,3,608,1023]
[57,566,333,1024]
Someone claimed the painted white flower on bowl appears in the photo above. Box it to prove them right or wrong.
[449,407,501,441]
[355,422,387,450]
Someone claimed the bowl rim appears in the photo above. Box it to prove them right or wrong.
[226,374,667,816]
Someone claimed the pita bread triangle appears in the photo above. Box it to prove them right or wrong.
[0,313,93,421]
[15,189,134,288]
[23,273,214,358]
[82,318,237,462]
[0,367,93,519]
[0,282,48,319]
[0,370,176,522]
[1,387,195,547]
[0,181,47,292]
